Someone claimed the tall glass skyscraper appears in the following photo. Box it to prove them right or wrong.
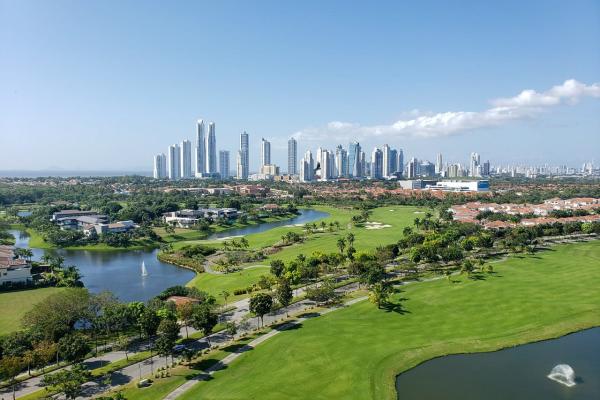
[195,120,206,176]
[219,150,230,179]
[288,137,297,175]
[348,141,361,178]
[167,143,181,180]
[371,147,383,179]
[180,139,192,178]
[206,122,217,173]
[261,138,271,167]
[237,131,249,179]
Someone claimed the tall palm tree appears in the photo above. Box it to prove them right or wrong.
[336,238,346,255]
[346,232,355,247]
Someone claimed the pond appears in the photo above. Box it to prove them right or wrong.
[207,209,330,239]
[395,327,600,399]
[8,209,330,302]
[9,229,195,303]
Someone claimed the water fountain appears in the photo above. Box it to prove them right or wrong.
[547,364,576,387]
[141,260,148,277]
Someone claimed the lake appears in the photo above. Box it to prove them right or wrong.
[8,209,329,302]
[395,327,600,399]
[207,209,329,239]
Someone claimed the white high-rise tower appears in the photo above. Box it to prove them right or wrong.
[180,140,192,178]
[288,137,297,175]
[153,153,167,179]
[168,144,181,180]
[237,131,249,179]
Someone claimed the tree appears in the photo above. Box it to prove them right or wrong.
[461,259,475,276]
[346,232,355,247]
[249,293,273,328]
[115,334,130,361]
[369,281,392,309]
[176,302,194,339]
[225,321,237,340]
[269,259,285,278]
[190,304,218,346]
[274,278,293,317]
[305,278,339,305]
[58,332,91,363]
[0,356,23,400]
[155,319,180,371]
[336,238,346,255]
[42,363,91,400]
[220,290,230,307]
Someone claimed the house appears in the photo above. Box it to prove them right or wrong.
[51,209,98,221]
[0,245,33,286]
[163,208,240,228]
[83,220,138,236]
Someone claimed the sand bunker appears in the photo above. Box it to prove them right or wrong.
[365,221,392,230]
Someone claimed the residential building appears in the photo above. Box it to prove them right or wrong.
[238,131,249,180]
[371,147,383,179]
[408,157,418,179]
[163,208,239,228]
[382,144,391,177]
[389,148,398,176]
[0,246,32,286]
[206,122,217,173]
[435,153,443,175]
[335,145,348,178]
[288,137,298,175]
[219,150,230,179]
[470,152,480,177]
[398,149,404,176]
[300,150,314,182]
[260,164,280,176]
[153,153,167,179]
[180,139,193,178]
[195,120,206,176]
[348,141,361,178]
[261,138,271,167]
[168,143,181,179]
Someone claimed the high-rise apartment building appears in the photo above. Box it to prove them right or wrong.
[398,149,404,176]
[195,120,206,176]
[180,140,192,178]
[382,144,391,177]
[371,148,383,179]
[335,145,348,178]
[435,153,443,175]
[348,142,361,178]
[153,153,167,179]
[206,122,217,174]
[482,160,491,176]
[470,152,480,177]
[408,157,418,179]
[261,138,271,167]
[168,144,181,180]
[219,150,230,179]
[288,137,297,175]
[238,131,249,179]
[389,148,398,175]
[300,150,314,182]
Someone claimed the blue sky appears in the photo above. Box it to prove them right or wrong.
[1,0,599,172]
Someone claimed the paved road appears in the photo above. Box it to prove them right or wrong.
[4,279,358,399]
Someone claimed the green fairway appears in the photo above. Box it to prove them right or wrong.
[0,287,65,335]
[186,266,271,304]
[178,241,600,400]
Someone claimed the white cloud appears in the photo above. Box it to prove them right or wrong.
[293,79,600,142]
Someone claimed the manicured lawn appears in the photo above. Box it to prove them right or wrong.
[186,266,271,304]
[178,241,600,400]
[0,287,65,335]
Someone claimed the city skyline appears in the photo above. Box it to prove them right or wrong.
[1,1,600,171]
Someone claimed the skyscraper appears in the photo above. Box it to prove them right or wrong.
[195,120,206,177]
[389,148,398,175]
[482,160,491,176]
[219,150,230,179]
[335,145,348,178]
[408,157,418,179]
[180,140,192,178]
[470,152,480,177]
[320,149,334,181]
[398,149,404,176]
[382,144,391,177]
[206,122,217,174]
[153,153,167,179]
[371,148,383,179]
[300,150,314,182]
[287,137,297,175]
[167,144,181,180]
[238,131,249,179]
[435,153,443,175]
[261,138,271,167]
[359,151,366,177]
[348,142,361,178]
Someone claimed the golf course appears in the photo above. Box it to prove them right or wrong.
[175,240,600,400]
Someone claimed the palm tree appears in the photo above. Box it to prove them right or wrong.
[337,238,346,255]
[413,217,422,229]
[402,226,413,236]
[346,232,355,247]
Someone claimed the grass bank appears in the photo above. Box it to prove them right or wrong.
[177,241,600,400]
[0,287,65,335]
